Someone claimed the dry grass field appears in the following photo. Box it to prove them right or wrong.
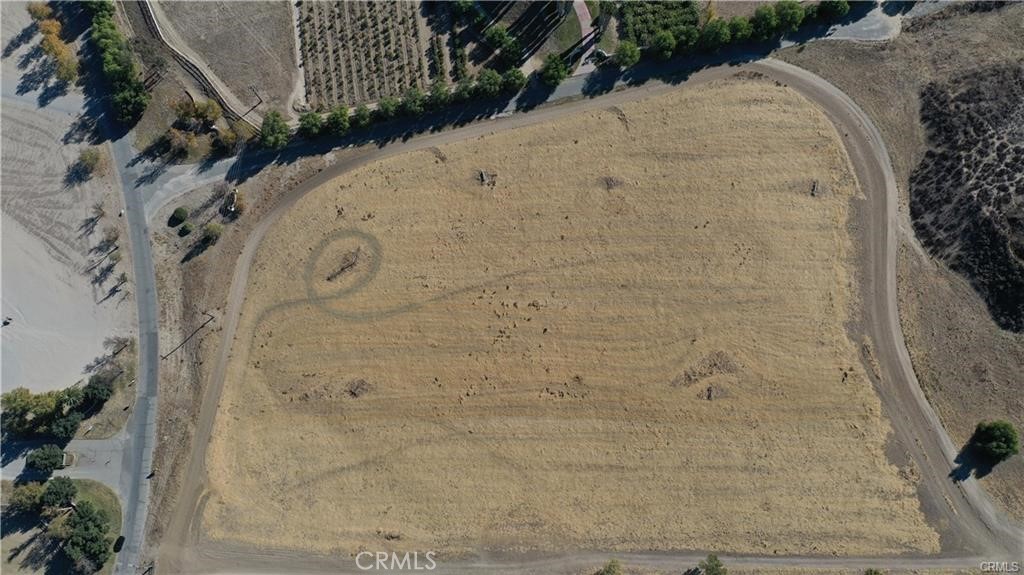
[202,78,939,556]
[778,2,1024,519]
[158,1,299,112]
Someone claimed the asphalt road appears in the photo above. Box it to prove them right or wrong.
[157,58,1022,574]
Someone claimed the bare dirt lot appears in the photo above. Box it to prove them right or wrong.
[1,1,134,393]
[778,2,1024,520]
[157,1,299,113]
[201,78,939,557]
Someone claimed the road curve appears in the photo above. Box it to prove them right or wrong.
[158,59,1022,574]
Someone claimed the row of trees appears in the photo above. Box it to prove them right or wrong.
[27,3,79,83]
[2,350,123,440]
[263,65,529,149]
[608,0,851,67]
[8,478,114,573]
[86,0,149,123]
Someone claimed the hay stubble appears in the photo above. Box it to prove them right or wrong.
[204,79,939,556]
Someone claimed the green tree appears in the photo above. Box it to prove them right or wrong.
[327,105,350,135]
[613,40,641,68]
[298,111,323,137]
[83,373,114,405]
[402,87,427,116]
[41,476,78,508]
[377,96,400,120]
[475,68,503,98]
[972,420,1020,462]
[428,82,451,109]
[699,554,727,575]
[651,29,677,60]
[65,500,112,572]
[353,104,372,129]
[751,4,780,40]
[58,386,85,412]
[502,68,527,93]
[51,411,83,441]
[596,559,622,575]
[699,18,731,51]
[9,482,45,513]
[452,78,475,102]
[774,0,805,32]
[818,0,850,20]
[728,16,753,42]
[540,53,569,86]
[26,444,65,473]
[260,111,290,150]
[484,25,512,51]
[863,570,883,575]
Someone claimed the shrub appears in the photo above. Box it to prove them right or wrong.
[327,105,350,135]
[699,18,731,51]
[502,68,527,93]
[863,570,883,575]
[774,0,806,32]
[452,78,475,102]
[651,29,676,60]
[79,148,102,175]
[751,4,780,40]
[699,553,727,575]
[202,223,224,244]
[540,54,569,87]
[26,444,65,473]
[353,104,372,129]
[596,559,622,575]
[612,40,640,68]
[167,127,197,156]
[170,206,188,226]
[260,111,290,149]
[475,68,503,98]
[298,111,323,137]
[9,482,45,513]
[40,476,77,508]
[728,16,753,42]
[27,2,53,21]
[972,420,1020,462]
[620,0,699,45]
[51,411,83,440]
[38,18,61,37]
[179,221,195,237]
[214,127,238,153]
[484,25,512,51]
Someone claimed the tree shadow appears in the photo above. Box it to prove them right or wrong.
[17,44,44,70]
[16,56,56,96]
[1,509,73,575]
[3,23,37,58]
[63,113,102,145]
[949,441,996,482]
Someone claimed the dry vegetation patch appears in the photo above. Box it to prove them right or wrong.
[203,79,938,556]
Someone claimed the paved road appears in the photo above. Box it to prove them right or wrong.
[158,57,1022,574]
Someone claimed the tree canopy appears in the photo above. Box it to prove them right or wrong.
[41,476,78,508]
[26,444,65,473]
[540,54,570,87]
[260,111,290,149]
[613,41,641,68]
[973,420,1020,462]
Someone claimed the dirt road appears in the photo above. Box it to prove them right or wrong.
[158,60,1022,574]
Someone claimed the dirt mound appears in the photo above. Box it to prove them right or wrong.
[909,64,1024,332]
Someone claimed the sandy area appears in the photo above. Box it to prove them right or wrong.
[1,2,134,393]
[202,78,938,557]
[158,1,299,114]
